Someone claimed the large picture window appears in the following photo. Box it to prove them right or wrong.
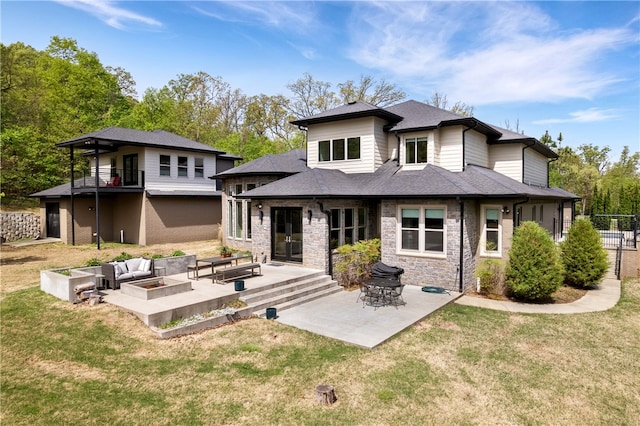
[398,206,446,255]
[330,207,368,249]
[482,206,501,256]
[406,137,428,164]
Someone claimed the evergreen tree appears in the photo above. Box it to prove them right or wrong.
[560,219,609,288]
[505,222,564,301]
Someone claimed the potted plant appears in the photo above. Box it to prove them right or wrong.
[219,246,232,258]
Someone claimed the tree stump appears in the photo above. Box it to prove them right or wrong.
[315,384,337,405]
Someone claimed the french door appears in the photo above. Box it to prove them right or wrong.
[271,207,302,262]
[123,154,138,186]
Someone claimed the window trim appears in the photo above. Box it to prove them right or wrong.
[160,154,171,177]
[318,137,361,162]
[177,156,188,178]
[396,205,447,258]
[405,136,428,164]
[194,157,204,178]
[480,205,502,257]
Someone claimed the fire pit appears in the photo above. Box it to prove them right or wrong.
[120,277,192,300]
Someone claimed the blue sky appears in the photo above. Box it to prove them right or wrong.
[2,1,639,161]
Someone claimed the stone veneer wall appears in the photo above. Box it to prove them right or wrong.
[1,212,41,242]
[380,199,478,292]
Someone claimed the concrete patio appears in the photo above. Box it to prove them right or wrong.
[101,263,461,348]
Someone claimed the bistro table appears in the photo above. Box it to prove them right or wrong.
[194,253,252,280]
[364,278,403,307]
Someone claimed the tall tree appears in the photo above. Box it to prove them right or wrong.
[426,91,474,116]
[337,75,405,107]
[286,72,339,119]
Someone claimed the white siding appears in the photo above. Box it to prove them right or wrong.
[307,117,379,173]
[438,126,463,171]
[144,148,217,192]
[464,129,489,168]
[523,149,548,187]
[489,144,522,182]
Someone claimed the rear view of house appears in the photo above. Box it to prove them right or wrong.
[31,127,239,246]
[216,100,578,292]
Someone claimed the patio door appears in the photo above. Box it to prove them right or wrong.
[272,207,302,263]
[123,154,138,186]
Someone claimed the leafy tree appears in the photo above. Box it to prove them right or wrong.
[505,221,564,301]
[426,91,474,116]
[287,72,339,119]
[560,218,608,288]
[337,75,405,107]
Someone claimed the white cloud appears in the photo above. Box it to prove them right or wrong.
[347,2,637,105]
[533,108,622,124]
[55,0,162,30]
[194,1,316,31]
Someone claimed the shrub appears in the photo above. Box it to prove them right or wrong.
[84,258,102,267]
[112,252,133,262]
[505,221,564,301]
[560,218,609,288]
[476,259,504,297]
[334,239,381,288]
[170,250,186,257]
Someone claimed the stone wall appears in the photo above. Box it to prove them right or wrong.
[1,212,41,242]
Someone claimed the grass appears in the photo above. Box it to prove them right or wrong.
[1,241,640,424]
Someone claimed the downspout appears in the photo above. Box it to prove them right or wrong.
[461,122,478,171]
[512,197,529,232]
[70,146,75,246]
[394,132,401,165]
[457,197,465,292]
[94,143,101,250]
[318,201,333,278]
[521,139,536,183]
[297,125,308,150]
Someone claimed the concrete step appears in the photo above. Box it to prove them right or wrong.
[240,274,334,305]
[255,285,344,318]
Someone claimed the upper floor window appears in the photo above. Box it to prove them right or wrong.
[178,156,188,177]
[160,155,171,176]
[398,206,446,255]
[194,157,204,178]
[110,157,117,178]
[319,137,361,162]
[406,137,427,164]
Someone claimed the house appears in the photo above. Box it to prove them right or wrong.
[31,127,240,246]
[215,100,578,292]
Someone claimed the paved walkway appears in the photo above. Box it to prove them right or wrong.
[455,277,621,314]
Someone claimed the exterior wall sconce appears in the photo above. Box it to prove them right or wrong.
[307,209,312,224]
[257,202,263,209]
[88,206,95,211]
[501,206,510,214]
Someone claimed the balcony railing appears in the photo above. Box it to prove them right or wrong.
[71,169,145,189]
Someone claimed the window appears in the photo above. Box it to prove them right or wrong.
[484,208,500,253]
[247,202,252,239]
[398,206,446,255]
[247,183,256,191]
[236,184,243,194]
[227,201,233,237]
[330,209,341,249]
[540,205,544,223]
[344,208,354,245]
[178,156,188,177]
[235,201,243,238]
[194,157,204,178]
[357,208,367,241]
[160,155,171,176]
[532,205,537,222]
[319,137,361,161]
[347,137,361,159]
[110,157,117,178]
[333,139,345,161]
[331,207,369,248]
[406,137,428,164]
[319,140,330,162]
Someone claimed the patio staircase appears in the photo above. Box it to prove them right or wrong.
[239,270,342,317]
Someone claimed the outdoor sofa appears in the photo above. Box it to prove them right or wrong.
[101,257,154,290]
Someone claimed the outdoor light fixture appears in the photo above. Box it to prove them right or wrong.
[257,202,263,209]
[501,206,510,214]
[307,209,313,224]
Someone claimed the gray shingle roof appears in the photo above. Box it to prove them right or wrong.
[290,101,403,127]
[214,149,308,178]
[56,127,226,155]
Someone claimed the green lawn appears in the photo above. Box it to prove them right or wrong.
[2,280,639,425]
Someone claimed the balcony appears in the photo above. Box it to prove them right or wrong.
[71,169,145,192]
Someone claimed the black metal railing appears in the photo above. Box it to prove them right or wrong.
[561,215,638,249]
[71,169,145,189]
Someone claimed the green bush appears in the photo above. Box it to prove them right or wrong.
[560,218,609,288]
[505,221,564,301]
[334,239,381,288]
[476,259,504,296]
[170,250,186,257]
[84,258,102,267]
[112,252,133,262]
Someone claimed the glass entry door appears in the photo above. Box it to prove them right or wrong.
[123,154,138,186]
[272,207,302,263]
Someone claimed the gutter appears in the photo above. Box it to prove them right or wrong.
[317,201,333,278]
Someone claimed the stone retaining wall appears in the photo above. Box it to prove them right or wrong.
[1,212,41,242]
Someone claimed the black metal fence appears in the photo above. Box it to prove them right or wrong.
[586,214,638,249]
